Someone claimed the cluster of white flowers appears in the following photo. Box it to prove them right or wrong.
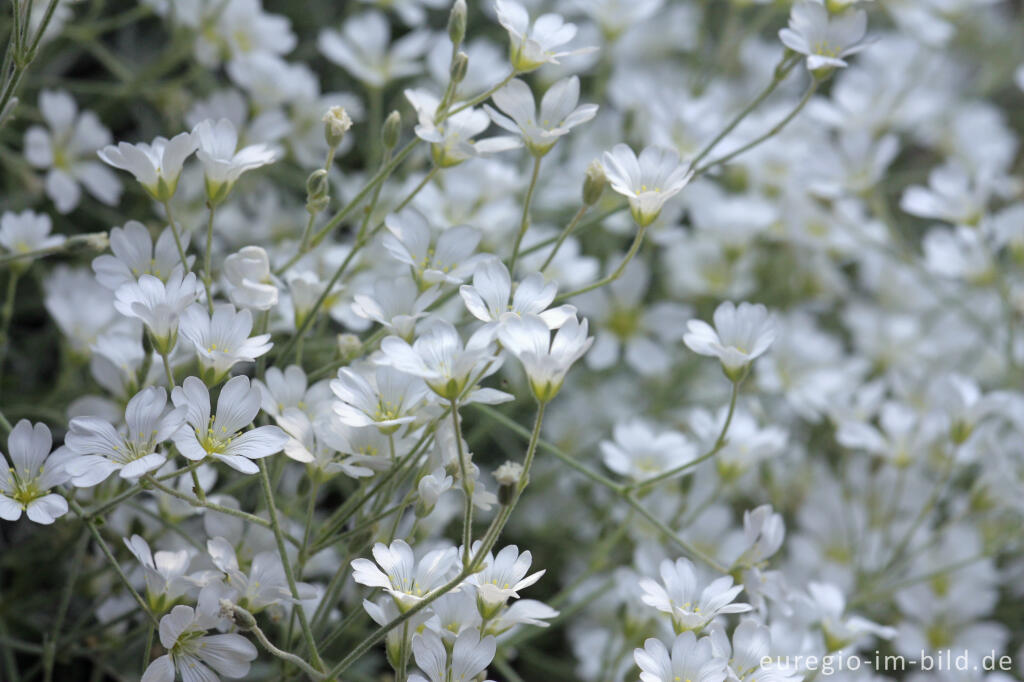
[2,0,1024,681]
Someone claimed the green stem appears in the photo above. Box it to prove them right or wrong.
[472,404,621,491]
[275,167,439,366]
[161,200,191,274]
[518,205,626,258]
[688,52,798,170]
[508,156,543,273]
[142,624,154,674]
[555,224,648,302]
[694,75,819,176]
[446,69,517,117]
[71,500,159,627]
[0,0,61,130]
[257,459,325,672]
[626,379,740,491]
[143,474,300,545]
[287,138,419,268]
[451,400,473,567]
[243,613,326,680]
[0,268,20,393]
[157,347,175,389]
[540,204,587,272]
[0,232,109,267]
[202,202,216,313]
[43,532,90,682]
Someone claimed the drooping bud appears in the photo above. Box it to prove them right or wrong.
[494,461,523,505]
[582,160,607,206]
[305,169,330,214]
[322,106,352,149]
[226,602,258,630]
[448,0,467,48]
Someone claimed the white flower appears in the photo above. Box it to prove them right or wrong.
[98,131,197,201]
[409,629,496,682]
[223,246,279,311]
[779,1,869,73]
[497,313,593,403]
[734,505,785,567]
[0,420,72,524]
[602,144,693,227]
[192,118,277,203]
[141,604,257,682]
[468,544,545,615]
[331,364,429,433]
[206,536,316,612]
[322,105,353,146]
[65,387,186,486]
[253,364,330,419]
[275,410,381,476]
[600,418,697,482]
[899,163,990,227]
[351,539,460,611]
[0,210,64,255]
[171,375,288,474]
[710,620,801,682]
[634,632,729,682]
[178,304,273,383]
[639,558,751,633]
[383,210,485,288]
[806,582,897,650]
[416,467,453,516]
[683,301,777,380]
[352,276,440,341]
[460,257,576,335]
[318,11,432,88]
[92,221,190,290]
[378,321,499,400]
[123,534,193,610]
[484,598,558,634]
[494,0,596,72]
[405,89,520,167]
[114,268,201,353]
[485,76,598,156]
[23,90,122,213]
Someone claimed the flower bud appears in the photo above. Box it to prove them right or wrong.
[227,602,258,630]
[382,110,402,150]
[322,106,352,149]
[583,160,606,206]
[337,332,362,359]
[306,169,330,214]
[450,51,469,85]
[494,461,523,505]
[448,0,467,48]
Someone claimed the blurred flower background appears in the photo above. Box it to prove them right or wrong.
[1,1,1024,681]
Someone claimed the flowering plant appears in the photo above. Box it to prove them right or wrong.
[1,1,1023,681]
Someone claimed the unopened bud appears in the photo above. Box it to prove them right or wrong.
[226,601,258,630]
[337,333,361,359]
[494,461,523,506]
[583,160,607,206]
[322,106,352,149]
[450,51,469,85]
[306,169,330,214]
[448,0,467,48]
[382,110,402,150]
